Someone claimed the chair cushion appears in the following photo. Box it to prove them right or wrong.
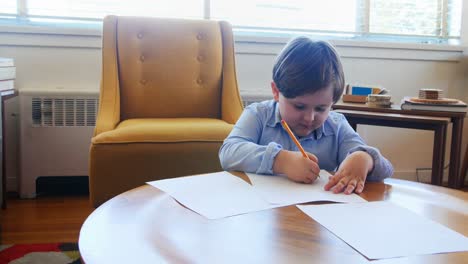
[117,17,223,119]
[92,118,233,144]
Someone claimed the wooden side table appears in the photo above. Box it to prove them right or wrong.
[335,109,449,186]
[333,102,466,188]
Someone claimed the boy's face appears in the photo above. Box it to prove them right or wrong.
[271,82,334,138]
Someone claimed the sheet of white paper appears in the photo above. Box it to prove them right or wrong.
[297,201,468,259]
[246,170,367,205]
[147,172,278,219]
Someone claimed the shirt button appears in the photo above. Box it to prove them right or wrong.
[137,32,144,39]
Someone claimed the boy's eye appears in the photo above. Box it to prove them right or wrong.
[315,107,327,112]
[294,105,305,110]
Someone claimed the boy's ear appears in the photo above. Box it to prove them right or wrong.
[271,82,280,101]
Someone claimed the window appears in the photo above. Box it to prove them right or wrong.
[0,0,463,43]
[9,0,204,20]
[0,0,204,20]
[368,0,461,38]
[211,0,358,33]
[0,0,17,15]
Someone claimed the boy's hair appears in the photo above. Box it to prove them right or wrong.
[272,37,345,102]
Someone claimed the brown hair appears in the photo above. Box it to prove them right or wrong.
[272,37,345,103]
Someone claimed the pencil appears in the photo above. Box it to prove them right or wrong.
[281,119,320,178]
[281,120,308,158]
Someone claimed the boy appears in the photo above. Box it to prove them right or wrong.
[219,37,393,195]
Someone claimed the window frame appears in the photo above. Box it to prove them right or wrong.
[1,0,463,40]
[0,0,466,55]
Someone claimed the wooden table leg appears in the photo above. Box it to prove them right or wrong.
[431,124,447,186]
[450,117,464,188]
[460,145,468,188]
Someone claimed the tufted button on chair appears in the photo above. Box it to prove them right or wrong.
[89,15,244,207]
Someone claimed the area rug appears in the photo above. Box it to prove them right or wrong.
[0,243,81,264]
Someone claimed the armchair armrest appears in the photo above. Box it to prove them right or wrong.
[94,15,121,136]
[220,21,243,124]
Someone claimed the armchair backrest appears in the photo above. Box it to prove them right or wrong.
[100,15,242,123]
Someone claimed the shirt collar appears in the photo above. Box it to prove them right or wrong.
[266,101,282,128]
[267,101,334,140]
[317,116,335,139]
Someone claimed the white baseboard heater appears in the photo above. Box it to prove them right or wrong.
[19,88,99,198]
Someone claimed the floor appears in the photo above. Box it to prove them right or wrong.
[0,195,94,244]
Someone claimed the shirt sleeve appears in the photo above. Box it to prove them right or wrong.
[336,114,394,181]
[219,105,282,175]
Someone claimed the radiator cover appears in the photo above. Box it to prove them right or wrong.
[19,88,98,198]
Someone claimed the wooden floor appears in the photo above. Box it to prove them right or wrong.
[0,195,94,244]
[1,184,467,245]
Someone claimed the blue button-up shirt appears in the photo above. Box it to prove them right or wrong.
[219,100,393,181]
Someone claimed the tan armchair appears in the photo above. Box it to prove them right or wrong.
[89,16,243,207]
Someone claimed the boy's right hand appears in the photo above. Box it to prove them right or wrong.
[273,150,320,183]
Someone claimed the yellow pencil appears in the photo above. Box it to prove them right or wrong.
[280,119,320,178]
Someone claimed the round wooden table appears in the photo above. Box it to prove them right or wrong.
[79,174,468,263]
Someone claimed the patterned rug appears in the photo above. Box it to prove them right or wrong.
[0,243,81,264]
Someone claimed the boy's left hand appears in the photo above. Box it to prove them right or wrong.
[324,151,373,195]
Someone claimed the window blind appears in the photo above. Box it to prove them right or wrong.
[0,0,462,42]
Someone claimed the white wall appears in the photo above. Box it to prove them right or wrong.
[235,42,468,183]
[1,17,467,192]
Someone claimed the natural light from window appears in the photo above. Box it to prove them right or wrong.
[370,0,461,37]
[0,1,16,15]
[211,0,358,33]
[0,0,463,43]
[26,0,204,19]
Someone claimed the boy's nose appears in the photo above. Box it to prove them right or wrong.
[303,111,315,122]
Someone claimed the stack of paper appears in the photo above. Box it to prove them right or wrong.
[147,171,277,219]
[246,170,367,205]
[148,170,367,219]
[147,170,468,260]
[297,201,468,259]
